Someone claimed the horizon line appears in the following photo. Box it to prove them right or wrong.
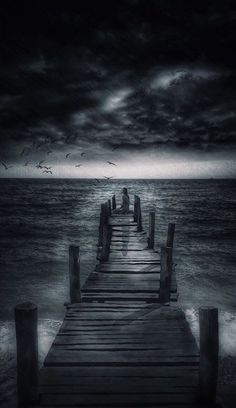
[0,176,235,180]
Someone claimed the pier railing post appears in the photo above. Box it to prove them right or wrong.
[159,246,172,304]
[97,203,106,260]
[134,195,138,222]
[15,302,38,406]
[100,203,111,262]
[136,196,143,232]
[112,195,116,210]
[147,211,155,249]
[167,223,175,248]
[199,307,219,405]
[108,199,112,216]
[69,245,81,303]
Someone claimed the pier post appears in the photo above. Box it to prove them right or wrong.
[101,203,111,262]
[147,211,155,249]
[166,223,175,248]
[136,196,143,232]
[98,204,106,247]
[69,245,81,303]
[108,199,112,216]
[159,246,172,304]
[112,195,116,210]
[97,203,108,260]
[199,307,219,405]
[134,195,138,222]
[15,302,38,406]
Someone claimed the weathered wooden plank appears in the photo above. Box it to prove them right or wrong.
[50,347,199,359]
[107,259,160,264]
[53,338,199,349]
[97,264,160,273]
[40,383,197,393]
[45,348,199,366]
[40,373,198,387]
[81,294,178,302]
[40,365,199,378]
[40,392,198,405]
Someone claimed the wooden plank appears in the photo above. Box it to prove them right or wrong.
[81,294,178,302]
[107,259,160,264]
[41,392,198,405]
[40,365,199,378]
[97,264,160,273]
[40,383,197,393]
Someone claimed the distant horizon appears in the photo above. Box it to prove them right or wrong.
[1,176,235,180]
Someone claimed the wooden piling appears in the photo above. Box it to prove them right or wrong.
[134,195,139,222]
[199,307,219,405]
[100,203,111,262]
[159,246,173,304]
[137,197,143,232]
[98,203,107,247]
[112,195,116,210]
[166,222,175,248]
[69,245,81,303]
[108,199,112,216]
[15,302,38,406]
[147,211,155,249]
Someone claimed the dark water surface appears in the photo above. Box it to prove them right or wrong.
[0,178,236,406]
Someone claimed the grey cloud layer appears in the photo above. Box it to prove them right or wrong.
[0,1,236,161]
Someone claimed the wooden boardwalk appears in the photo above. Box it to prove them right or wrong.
[36,202,201,408]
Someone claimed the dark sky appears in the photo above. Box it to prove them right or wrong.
[0,1,236,177]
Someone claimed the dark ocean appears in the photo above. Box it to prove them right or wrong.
[0,178,236,407]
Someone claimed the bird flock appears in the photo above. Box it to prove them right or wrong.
[0,143,119,181]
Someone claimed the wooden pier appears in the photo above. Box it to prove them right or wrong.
[15,194,219,408]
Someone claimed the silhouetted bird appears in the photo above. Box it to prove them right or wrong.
[112,146,119,151]
[43,170,53,174]
[95,178,100,183]
[107,161,117,166]
[1,161,12,170]
[24,161,30,166]
[43,166,52,170]
[66,153,71,158]
[75,164,82,167]
[81,152,85,157]
[103,176,114,180]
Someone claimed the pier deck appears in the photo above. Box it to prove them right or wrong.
[37,207,201,407]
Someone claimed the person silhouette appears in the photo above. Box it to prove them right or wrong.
[114,188,130,214]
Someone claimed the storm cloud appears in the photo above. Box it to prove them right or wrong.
[0,1,236,176]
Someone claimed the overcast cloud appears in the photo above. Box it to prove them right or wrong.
[0,1,236,176]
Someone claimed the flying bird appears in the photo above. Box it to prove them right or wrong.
[75,164,82,167]
[47,150,52,155]
[95,178,100,183]
[24,161,30,166]
[1,161,12,170]
[112,146,119,151]
[107,161,117,166]
[43,170,53,174]
[66,153,71,158]
[43,166,52,170]
[103,176,114,180]
[81,152,85,157]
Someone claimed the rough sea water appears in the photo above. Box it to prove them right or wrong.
[0,178,236,407]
